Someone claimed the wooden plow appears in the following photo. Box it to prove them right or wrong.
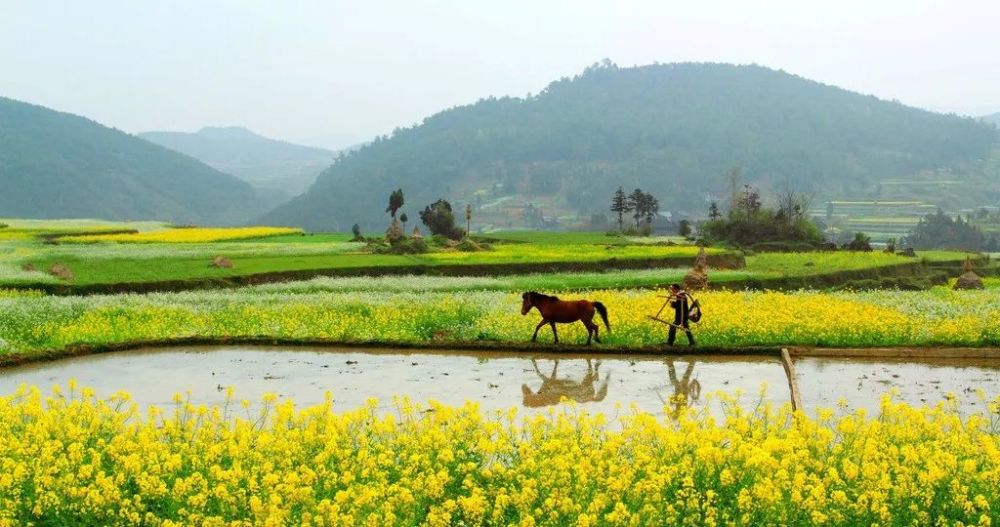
[646,294,701,330]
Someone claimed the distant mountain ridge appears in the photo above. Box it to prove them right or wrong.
[0,97,267,225]
[983,113,1000,126]
[140,126,335,197]
[261,62,999,231]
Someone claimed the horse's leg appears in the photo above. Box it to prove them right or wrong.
[589,320,601,344]
[550,322,558,343]
[531,358,546,379]
[532,319,547,342]
[583,320,593,345]
[585,309,600,344]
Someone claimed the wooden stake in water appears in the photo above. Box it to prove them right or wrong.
[781,348,803,412]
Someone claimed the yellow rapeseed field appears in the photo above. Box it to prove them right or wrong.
[61,227,302,244]
[5,287,1000,358]
[0,385,996,526]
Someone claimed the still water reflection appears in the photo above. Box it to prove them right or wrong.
[0,346,996,417]
[521,359,609,408]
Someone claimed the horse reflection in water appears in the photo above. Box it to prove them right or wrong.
[660,359,702,417]
[521,359,611,408]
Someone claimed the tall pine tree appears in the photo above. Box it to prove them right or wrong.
[628,188,645,229]
[609,187,630,232]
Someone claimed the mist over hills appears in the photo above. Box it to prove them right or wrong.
[139,126,336,198]
[983,113,1000,127]
[0,97,264,225]
[261,62,999,231]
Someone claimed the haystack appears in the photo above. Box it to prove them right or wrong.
[210,256,234,269]
[49,263,74,281]
[953,257,984,290]
[385,218,404,242]
[681,247,709,291]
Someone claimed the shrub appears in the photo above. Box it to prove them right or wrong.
[456,238,492,252]
[904,210,989,251]
[419,199,465,240]
[843,232,872,252]
[700,208,823,248]
[371,237,428,254]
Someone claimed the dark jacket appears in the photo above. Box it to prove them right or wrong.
[670,292,690,324]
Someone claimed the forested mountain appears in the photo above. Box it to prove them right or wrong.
[139,126,335,198]
[0,97,265,225]
[983,113,1000,127]
[261,62,998,231]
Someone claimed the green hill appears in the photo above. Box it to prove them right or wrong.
[0,97,264,225]
[261,62,998,231]
[139,126,335,198]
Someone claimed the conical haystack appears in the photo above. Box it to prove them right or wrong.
[385,218,404,242]
[682,247,709,291]
[210,256,234,269]
[953,257,984,290]
[49,263,74,280]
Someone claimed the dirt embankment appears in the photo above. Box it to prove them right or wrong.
[2,336,997,369]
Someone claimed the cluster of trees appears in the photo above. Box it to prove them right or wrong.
[609,187,659,234]
[360,188,467,241]
[904,210,999,251]
[419,199,466,240]
[700,174,823,248]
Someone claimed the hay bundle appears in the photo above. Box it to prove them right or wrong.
[682,247,709,291]
[954,258,984,290]
[210,256,234,269]
[49,263,74,281]
[385,218,404,242]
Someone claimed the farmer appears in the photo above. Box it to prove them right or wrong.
[667,283,696,346]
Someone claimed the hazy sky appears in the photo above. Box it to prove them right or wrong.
[2,1,998,150]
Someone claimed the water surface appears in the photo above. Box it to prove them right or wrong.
[0,346,996,417]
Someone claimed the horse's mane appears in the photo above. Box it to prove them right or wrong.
[525,291,559,302]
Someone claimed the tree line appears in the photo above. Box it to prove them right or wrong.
[609,187,659,234]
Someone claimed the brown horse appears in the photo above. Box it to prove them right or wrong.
[521,358,610,408]
[521,291,610,345]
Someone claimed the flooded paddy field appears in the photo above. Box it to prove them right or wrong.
[0,346,997,417]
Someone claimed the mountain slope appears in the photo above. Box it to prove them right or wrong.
[261,62,998,231]
[139,126,335,197]
[0,97,264,225]
[983,113,1000,126]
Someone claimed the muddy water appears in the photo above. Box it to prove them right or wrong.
[0,346,997,417]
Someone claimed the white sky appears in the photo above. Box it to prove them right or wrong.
[1,0,998,150]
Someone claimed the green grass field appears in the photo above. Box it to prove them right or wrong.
[0,220,977,292]
[1,222,735,289]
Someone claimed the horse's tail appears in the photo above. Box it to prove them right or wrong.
[593,301,610,333]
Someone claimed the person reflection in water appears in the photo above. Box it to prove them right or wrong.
[521,358,610,408]
[660,359,702,418]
